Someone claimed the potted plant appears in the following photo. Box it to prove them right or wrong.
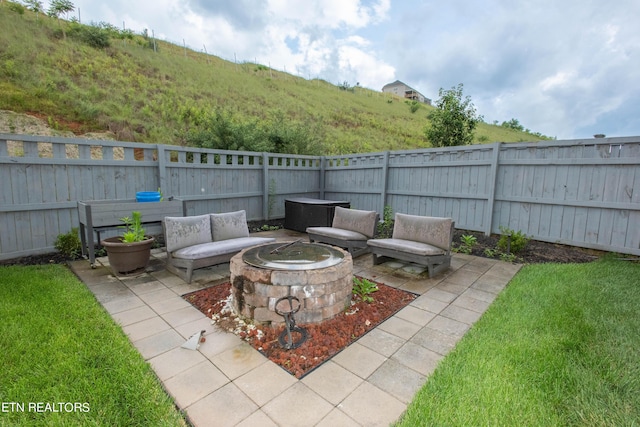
[100,211,155,274]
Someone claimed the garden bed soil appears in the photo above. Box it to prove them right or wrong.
[183,279,416,378]
[451,229,600,264]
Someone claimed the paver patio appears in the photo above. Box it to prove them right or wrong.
[69,228,521,427]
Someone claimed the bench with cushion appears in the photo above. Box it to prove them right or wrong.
[306,206,378,257]
[163,210,275,283]
[367,213,455,278]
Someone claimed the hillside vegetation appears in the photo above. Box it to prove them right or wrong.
[0,2,547,154]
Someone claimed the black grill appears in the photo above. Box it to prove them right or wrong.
[284,198,350,232]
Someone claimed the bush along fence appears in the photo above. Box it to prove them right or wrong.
[1,133,639,260]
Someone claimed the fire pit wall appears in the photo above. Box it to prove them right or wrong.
[230,247,353,325]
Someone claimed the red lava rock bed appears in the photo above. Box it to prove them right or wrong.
[183,278,416,378]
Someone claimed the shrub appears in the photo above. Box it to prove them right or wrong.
[406,100,420,113]
[68,23,111,49]
[376,205,394,238]
[54,227,81,258]
[8,2,25,14]
[352,277,379,303]
[497,226,530,254]
[183,107,327,155]
[454,234,477,254]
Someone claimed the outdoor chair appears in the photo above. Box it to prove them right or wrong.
[367,213,454,278]
[306,206,378,257]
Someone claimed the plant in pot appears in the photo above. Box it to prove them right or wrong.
[100,211,155,275]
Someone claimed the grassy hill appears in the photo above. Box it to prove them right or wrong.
[0,2,547,154]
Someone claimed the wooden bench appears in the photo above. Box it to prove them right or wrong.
[367,213,455,278]
[78,199,185,267]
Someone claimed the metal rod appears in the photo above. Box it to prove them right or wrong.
[270,239,302,254]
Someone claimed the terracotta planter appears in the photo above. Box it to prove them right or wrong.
[101,236,155,274]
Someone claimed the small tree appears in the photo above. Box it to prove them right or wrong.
[24,0,43,14]
[425,83,482,147]
[501,118,525,131]
[48,0,74,20]
[47,0,74,38]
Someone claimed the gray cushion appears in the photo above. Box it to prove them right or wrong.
[164,215,211,253]
[171,237,275,260]
[392,213,453,250]
[367,238,445,256]
[210,210,250,242]
[307,226,367,241]
[331,206,378,238]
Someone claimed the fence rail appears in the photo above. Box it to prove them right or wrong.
[1,133,639,260]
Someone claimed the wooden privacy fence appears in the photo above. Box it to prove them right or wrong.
[1,133,639,260]
[323,138,640,256]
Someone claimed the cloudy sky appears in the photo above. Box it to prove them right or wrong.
[64,0,639,140]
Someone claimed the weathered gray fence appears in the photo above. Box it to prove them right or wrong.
[324,138,640,255]
[1,133,639,260]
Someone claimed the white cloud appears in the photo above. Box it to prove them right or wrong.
[540,71,575,93]
[267,0,389,29]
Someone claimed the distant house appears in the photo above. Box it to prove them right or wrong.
[381,80,432,105]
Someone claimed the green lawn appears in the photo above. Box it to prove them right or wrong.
[0,265,186,426]
[396,257,640,426]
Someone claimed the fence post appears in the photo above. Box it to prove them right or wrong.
[484,142,502,235]
[380,151,390,216]
[319,156,326,199]
[157,144,167,197]
[263,152,269,220]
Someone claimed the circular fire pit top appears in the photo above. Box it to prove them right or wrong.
[242,241,344,271]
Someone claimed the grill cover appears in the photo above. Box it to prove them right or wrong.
[284,198,350,232]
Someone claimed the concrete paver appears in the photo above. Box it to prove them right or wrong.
[111,304,158,326]
[357,328,406,357]
[122,315,172,341]
[102,294,145,314]
[234,361,298,407]
[149,346,209,381]
[133,329,185,360]
[210,342,269,381]
[410,326,459,356]
[338,382,406,427]
[368,358,426,404]
[186,383,259,427]
[377,316,423,340]
[394,304,436,326]
[426,315,471,337]
[331,342,388,379]
[301,361,363,406]
[69,228,521,426]
[262,382,334,427]
[163,360,230,408]
[391,341,443,377]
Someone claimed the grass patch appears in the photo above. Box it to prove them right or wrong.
[0,2,548,151]
[397,257,640,426]
[0,265,186,426]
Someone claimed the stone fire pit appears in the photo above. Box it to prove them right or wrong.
[229,242,353,324]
